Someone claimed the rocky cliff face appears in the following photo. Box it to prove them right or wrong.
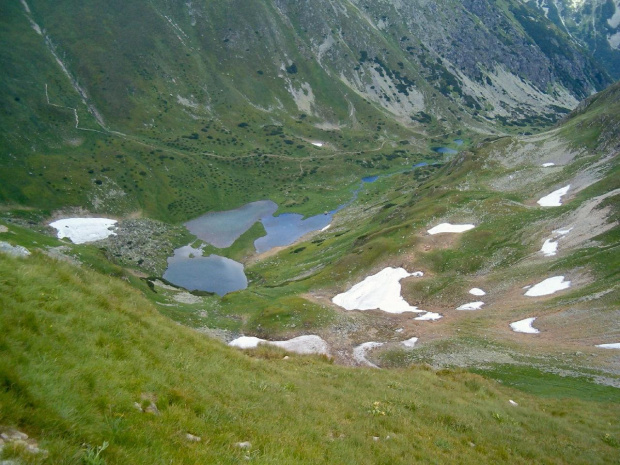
[4,0,612,138]
[523,0,620,79]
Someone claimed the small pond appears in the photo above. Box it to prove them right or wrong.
[163,245,247,296]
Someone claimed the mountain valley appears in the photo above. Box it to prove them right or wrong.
[1,1,619,463]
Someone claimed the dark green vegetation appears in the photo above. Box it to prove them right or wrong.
[1,253,619,464]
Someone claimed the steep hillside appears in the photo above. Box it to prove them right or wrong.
[0,0,612,221]
[0,252,619,464]
[524,0,620,79]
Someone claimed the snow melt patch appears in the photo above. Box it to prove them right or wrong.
[401,337,418,348]
[541,162,555,167]
[541,239,558,257]
[50,218,117,244]
[415,312,442,320]
[537,185,570,207]
[510,317,540,334]
[332,267,424,314]
[427,223,475,235]
[469,288,486,296]
[311,142,324,147]
[596,343,620,349]
[524,276,571,297]
[540,227,571,257]
[320,224,331,232]
[229,335,329,355]
[353,342,384,368]
[456,301,485,311]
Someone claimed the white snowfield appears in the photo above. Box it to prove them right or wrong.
[229,335,329,355]
[50,218,117,244]
[540,227,572,257]
[537,185,570,207]
[510,317,540,334]
[353,342,384,368]
[427,223,475,235]
[524,276,571,297]
[541,162,555,167]
[332,267,424,314]
[456,301,485,311]
[595,343,620,349]
[401,337,418,348]
[311,142,324,147]
[541,239,558,257]
[469,288,486,296]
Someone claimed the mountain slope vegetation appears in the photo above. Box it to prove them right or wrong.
[0,252,619,464]
[0,0,613,221]
[0,1,619,463]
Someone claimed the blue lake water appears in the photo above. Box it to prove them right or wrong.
[164,166,435,295]
[255,212,332,253]
[433,147,458,154]
[163,246,247,296]
[454,139,464,146]
[185,200,277,248]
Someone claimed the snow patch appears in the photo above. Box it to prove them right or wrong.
[50,218,117,244]
[524,276,571,297]
[469,288,486,296]
[311,142,324,147]
[537,185,570,207]
[541,162,555,167]
[540,227,571,257]
[608,31,620,49]
[596,343,620,349]
[401,337,418,348]
[609,4,620,29]
[229,335,329,355]
[353,342,384,368]
[510,317,540,334]
[456,301,485,311]
[541,239,558,257]
[427,223,475,235]
[320,224,331,232]
[414,312,442,321]
[332,267,424,314]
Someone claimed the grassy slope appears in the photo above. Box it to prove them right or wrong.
[1,252,619,464]
[1,0,611,222]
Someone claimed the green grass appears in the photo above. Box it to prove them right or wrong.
[471,365,620,403]
[1,252,620,464]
